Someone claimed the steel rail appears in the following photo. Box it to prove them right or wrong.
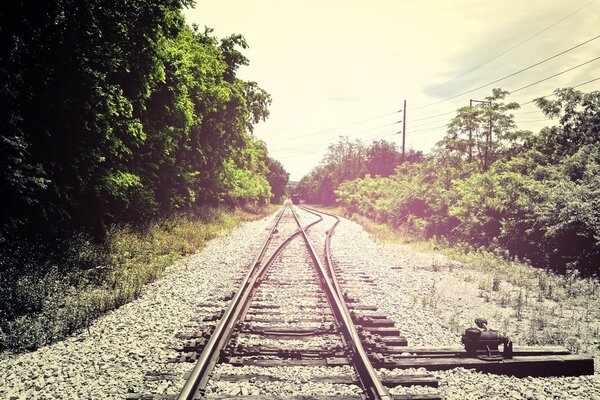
[177,204,324,400]
[177,206,286,399]
[293,205,391,400]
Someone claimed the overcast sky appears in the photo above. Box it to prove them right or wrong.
[183,0,600,180]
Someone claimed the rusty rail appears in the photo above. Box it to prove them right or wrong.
[177,205,323,399]
[292,205,391,400]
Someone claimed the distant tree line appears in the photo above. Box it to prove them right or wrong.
[303,88,600,276]
[296,137,422,204]
[0,0,288,241]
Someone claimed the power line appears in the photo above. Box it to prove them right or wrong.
[410,110,455,122]
[273,129,401,158]
[272,124,400,155]
[426,0,597,93]
[510,56,600,94]
[517,118,552,123]
[569,75,600,89]
[518,75,600,105]
[514,109,544,115]
[279,71,599,155]
[267,110,399,146]
[412,34,600,110]
[406,124,448,134]
[409,117,451,129]
[271,49,598,153]
[272,75,600,160]
[269,121,399,152]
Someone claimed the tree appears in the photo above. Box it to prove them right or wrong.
[532,88,600,163]
[0,1,274,240]
[442,88,529,171]
[264,157,289,203]
[296,137,368,205]
[366,140,402,177]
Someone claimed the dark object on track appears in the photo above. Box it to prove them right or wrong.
[291,193,300,205]
[461,317,512,361]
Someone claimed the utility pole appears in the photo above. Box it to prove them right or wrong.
[402,99,407,160]
[487,106,493,171]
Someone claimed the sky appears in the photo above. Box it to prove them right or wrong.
[183,0,600,181]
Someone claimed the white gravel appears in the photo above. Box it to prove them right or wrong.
[3,207,598,400]
[206,364,360,396]
[0,214,275,399]
[331,215,600,400]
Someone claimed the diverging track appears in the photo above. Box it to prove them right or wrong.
[174,205,439,400]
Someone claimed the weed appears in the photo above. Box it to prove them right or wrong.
[565,337,581,354]
[431,255,441,272]
[515,290,524,321]
[448,312,463,336]
[0,206,272,352]
[499,291,511,308]
[491,276,501,292]
[479,290,491,303]
[531,308,547,330]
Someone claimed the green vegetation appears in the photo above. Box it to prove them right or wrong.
[0,207,271,351]
[0,1,288,240]
[297,137,422,204]
[337,211,600,353]
[300,88,600,276]
[0,2,288,351]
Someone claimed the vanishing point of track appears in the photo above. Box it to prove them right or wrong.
[177,204,395,400]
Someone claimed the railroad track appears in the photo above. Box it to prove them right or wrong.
[174,204,439,400]
[170,204,593,400]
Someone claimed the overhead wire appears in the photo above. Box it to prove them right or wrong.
[267,110,400,146]
[426,0,597,94]
[270,42,598,152]
[511,61,600,94]
[273,129,402,158]
[275,72,600,158]
[517,75,600,105]
[269,121,399,153]
[410,111,455,122]
[271,36,600,160]
[411,34,600,110]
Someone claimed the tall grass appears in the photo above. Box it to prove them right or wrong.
[0,206,271,352]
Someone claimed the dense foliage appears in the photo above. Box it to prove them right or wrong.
[324,88,598,276]
[296,137,422,204]
[0,1,289,350]
[0,1,287,242]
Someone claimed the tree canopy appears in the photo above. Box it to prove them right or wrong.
[297,137,421,204]
[0,1,288,241]
[320,88,599,276]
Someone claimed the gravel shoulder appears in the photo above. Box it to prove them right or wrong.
[332,216,600,400]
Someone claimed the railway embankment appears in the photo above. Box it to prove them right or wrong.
[1,208,598,399]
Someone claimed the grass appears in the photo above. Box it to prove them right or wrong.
[0,206,274,352]
[330,207,600,356]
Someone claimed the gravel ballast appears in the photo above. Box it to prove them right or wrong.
[2,207,599,399]
[331,216,600,400]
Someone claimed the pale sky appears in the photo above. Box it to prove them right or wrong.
[184,0,600,180]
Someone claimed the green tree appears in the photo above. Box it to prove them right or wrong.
[0,2,274,240]
[366,140,403,177]
[264,157,289,203]
[443,88,530,171]
[532,88,600,163]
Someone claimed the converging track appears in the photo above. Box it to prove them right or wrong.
[175,204,439,400]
